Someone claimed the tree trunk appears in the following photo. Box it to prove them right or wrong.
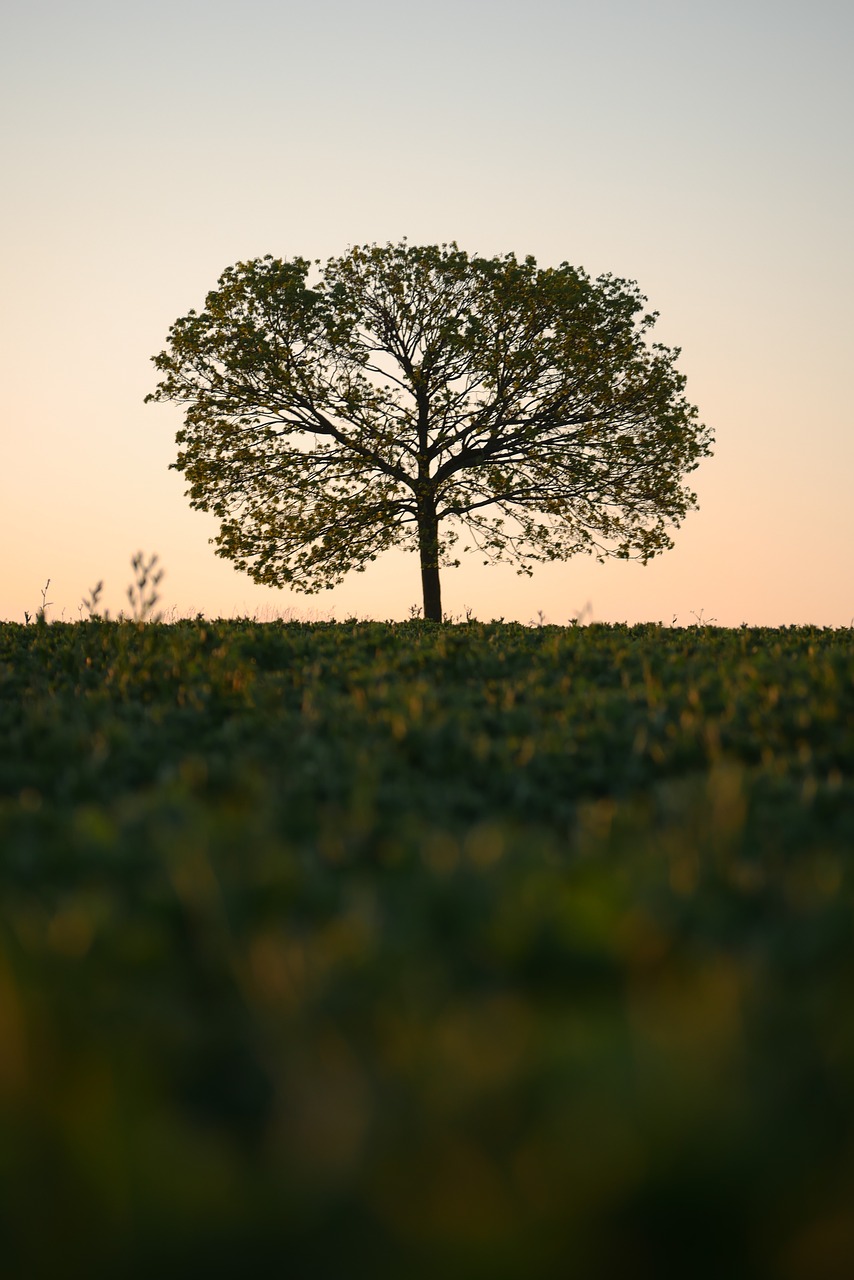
[417,493,443,622]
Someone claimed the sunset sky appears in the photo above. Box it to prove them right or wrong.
[3,0,852,626]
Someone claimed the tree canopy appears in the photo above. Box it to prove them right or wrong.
[147,241,712,620]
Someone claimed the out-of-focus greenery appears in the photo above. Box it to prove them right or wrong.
[1,619,852,1278]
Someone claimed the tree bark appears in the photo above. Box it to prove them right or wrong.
[417,492,443,622]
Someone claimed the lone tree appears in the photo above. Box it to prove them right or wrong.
[147,242,712,621]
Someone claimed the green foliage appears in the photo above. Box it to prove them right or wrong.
[1,620,852,1277]
[147,242,712,620]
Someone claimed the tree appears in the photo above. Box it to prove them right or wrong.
[147,242,712,621]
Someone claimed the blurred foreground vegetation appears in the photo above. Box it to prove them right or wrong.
[1,618,853,1278]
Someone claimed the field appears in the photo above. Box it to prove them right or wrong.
[1,618,853,1277]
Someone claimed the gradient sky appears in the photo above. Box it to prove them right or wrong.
[2,0,852,625]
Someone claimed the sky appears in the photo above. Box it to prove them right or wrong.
[2,0,852,626]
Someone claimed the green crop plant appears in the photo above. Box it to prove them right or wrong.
[0,618,852,1278]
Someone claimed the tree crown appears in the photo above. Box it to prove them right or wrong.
[147,241,712,609]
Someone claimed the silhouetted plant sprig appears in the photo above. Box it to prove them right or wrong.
[127,552,164,623]
[24,578,53,626]
[26,554,165,625]
[80,580,105,621]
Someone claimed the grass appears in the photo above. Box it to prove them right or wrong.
[1,616,853,1278]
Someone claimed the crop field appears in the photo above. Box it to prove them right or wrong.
[1,618,853,1277]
